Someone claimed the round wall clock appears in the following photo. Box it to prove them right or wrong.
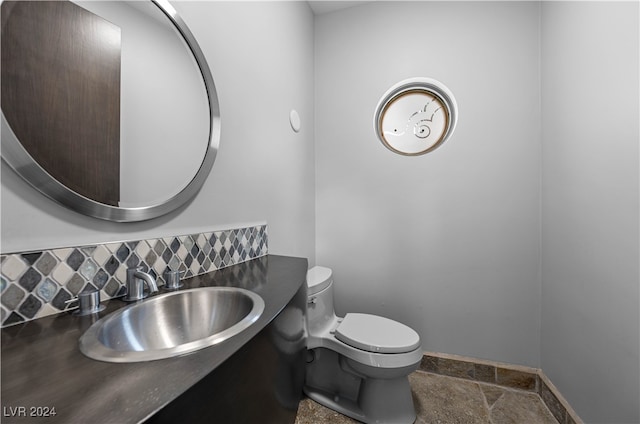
[374,77,458,156]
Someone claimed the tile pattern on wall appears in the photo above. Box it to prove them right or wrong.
[0,225,268,327]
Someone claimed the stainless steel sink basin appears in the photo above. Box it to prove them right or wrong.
[79,287,264,362]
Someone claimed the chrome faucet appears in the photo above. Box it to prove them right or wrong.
[124,267,159,302]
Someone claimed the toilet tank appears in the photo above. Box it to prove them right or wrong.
[306,266,337,336]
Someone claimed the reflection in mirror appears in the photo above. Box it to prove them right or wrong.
[77,0,209,207]
[2,0,123,206]
[1,0,219,221]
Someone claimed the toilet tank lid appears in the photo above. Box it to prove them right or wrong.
[306,266,332,295]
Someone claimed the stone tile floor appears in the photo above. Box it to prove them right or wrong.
[295,370,559,424]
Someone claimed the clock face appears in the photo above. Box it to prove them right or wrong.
[378,89,449,156]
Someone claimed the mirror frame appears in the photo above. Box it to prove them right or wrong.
[0,0,220,222]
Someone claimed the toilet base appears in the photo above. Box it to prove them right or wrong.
[304,386,366,422]
[304,348,417,424]
[358,375,416,424]
[304,378,416,424]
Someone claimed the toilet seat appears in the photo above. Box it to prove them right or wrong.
[335,313,421,354]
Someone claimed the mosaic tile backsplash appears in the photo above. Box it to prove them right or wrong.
[0,225,268,327]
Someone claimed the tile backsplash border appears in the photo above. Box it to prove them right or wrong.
[0,224,268,327]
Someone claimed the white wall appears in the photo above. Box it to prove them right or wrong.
[315,1,542,367]
[540,2,640,422]
[1,1,315,264]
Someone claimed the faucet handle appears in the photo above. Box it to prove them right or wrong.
[66,289,106,316]
[163,269,184,290]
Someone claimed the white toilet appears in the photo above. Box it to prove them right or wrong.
[304,266,422,424]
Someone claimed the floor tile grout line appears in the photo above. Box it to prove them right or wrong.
[475,381,496,424]
[297,370,559,424]
[417,369,561,424]
[420,351,582,423]
[416,369,536,398]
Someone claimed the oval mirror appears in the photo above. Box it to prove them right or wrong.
[1,0,220,222]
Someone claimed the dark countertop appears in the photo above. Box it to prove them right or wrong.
[1,255,308,424]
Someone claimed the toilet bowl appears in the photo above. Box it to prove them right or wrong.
[304,266,422,424]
